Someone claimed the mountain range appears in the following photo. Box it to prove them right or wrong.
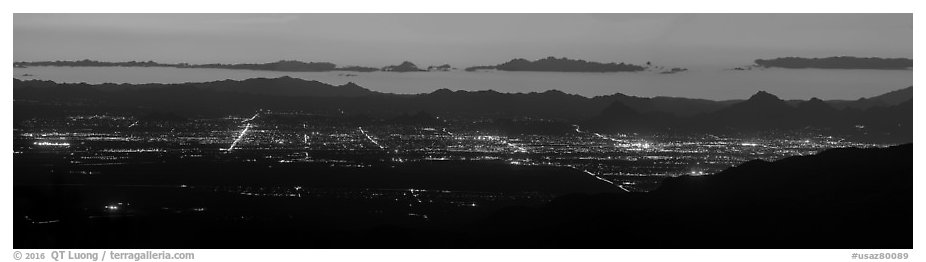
[17,56,912,73]
[754,56,913,69]
[585,88,911,142]
[13,77,912,142]
[465,57,648,72]
[382,61,426,72]
[13,59,376,73]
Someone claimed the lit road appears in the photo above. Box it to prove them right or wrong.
[226,111,260,152]
[504,140,527,153]
[226,123,251,152]
[581,168,631,193]
[242,112,259,123]
[358,127,385,149]
[575,124,619,142]
[573,124,631,192]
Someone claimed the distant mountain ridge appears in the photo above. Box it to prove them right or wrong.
[13,77,380,97]
[12,77,730,119]
[13,77,912,142]
[16,56,912,72]
[754,56,912,69]
[382,61,426,72]
[696,90,799,129]
[465,57,648,72]
[13,59,382,72]
[186,77,377,97]
[584,89,911,142]
[827,86,913,110]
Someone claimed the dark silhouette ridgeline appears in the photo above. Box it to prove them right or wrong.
[188,60,371,72]
[474,144,912,248]
[382,61,426,72]
[584,89,912,143]
[754,56,912,69]
[465,57,648,72]
[13,59,381,72]
[14,77,911,143]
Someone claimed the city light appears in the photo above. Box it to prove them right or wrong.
[226,123,252,152]
[33,141,70,147]
[15,110,891,194]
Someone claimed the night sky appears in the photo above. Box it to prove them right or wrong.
[14,14,911,68]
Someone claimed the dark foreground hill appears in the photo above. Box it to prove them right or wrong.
[14,144,911,248]
[479,143,911,248]
[467,144,910,248]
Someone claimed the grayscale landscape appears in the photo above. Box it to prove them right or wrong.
[13,13,912,248]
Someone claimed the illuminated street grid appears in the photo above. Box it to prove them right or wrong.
[15,110,887,192]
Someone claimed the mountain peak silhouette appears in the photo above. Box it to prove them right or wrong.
[799,97,833,110]
[747,91,782,102]
[430,88,455,96]
[340,82,361,88]
[540,89,569,96]
[383,61,424,72]
[732,91,791,111]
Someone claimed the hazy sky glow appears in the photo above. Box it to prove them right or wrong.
[14,13,912,68]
